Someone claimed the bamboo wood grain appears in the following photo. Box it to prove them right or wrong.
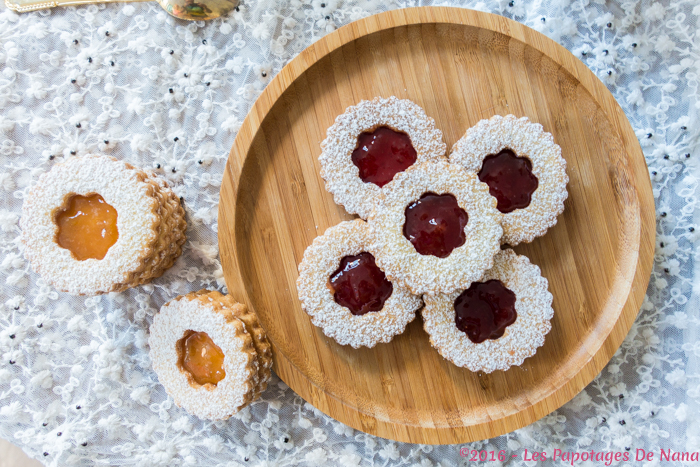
[218,7,655,444]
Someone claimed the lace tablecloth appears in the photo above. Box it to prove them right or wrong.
[0,0,697,465]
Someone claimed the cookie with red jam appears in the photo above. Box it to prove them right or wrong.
[450,115,568,245]
[368,160,502,295]
[422,249,554,373]
[319,97,446,219]
[296,219,422,348]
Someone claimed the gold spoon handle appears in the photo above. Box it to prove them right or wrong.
[6,0,237,20]
[5,0,149,13]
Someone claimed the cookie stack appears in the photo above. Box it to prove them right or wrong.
[297,97,568,372]
[21,155,187,296]
[149,290,272,420]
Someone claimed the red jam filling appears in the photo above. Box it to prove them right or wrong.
[454,279,517,344]
[403,193,468,258]
[329,252,393,315]
[351,126,418,187]
[477,149,539,213]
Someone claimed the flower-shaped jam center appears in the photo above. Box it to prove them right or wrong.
[454,279,517,343]
[351,126,417,187]
[177,330,226,386]
[55,194,119,261]
[403,192,468,258]
[329,252,393,315]
[478,149,539,213]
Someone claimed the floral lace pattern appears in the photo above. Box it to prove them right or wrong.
[0,0,697,465]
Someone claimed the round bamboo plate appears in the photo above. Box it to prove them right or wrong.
[218,7,655,444]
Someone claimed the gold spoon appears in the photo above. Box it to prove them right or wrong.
[5,0,238,21]
[155,0,238,21]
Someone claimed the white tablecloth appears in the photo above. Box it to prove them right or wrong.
[0,0,697,465]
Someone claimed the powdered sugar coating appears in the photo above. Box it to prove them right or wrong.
[296,219,422,348]
[319,97,447,219]
[450,115,569,245]
[149,292,258,420]
[20,155,185,295]
[422,249,554,373]
[368,160,503,295]
[196,290,273,398]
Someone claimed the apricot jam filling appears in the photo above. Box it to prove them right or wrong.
[477,149,538,213]
[403,192,468,258]
[177,330,226,386]
[55,194,119,261]
[329,252,393,315]
[351,126,417,187]
[454,279,517,344]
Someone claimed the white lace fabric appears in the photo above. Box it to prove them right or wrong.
[0,0,697,465]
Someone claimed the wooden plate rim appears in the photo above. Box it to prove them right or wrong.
[218,6,655,444]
